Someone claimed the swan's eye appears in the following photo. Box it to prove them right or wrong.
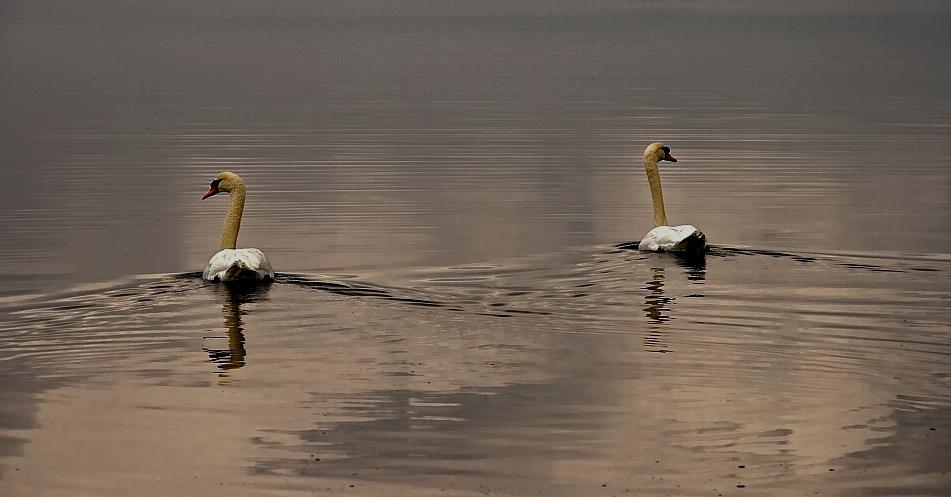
[661,146,670,153]
[210,179,222,188]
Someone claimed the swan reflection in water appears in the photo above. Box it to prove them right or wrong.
[202,281,272,375]
[642,252,706,352]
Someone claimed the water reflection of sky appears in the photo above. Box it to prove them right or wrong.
[2,244,949,495]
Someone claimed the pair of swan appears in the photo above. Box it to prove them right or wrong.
[200,142,704,282]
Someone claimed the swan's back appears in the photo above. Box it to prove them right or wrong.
[203,248,274,282]
[638,225,707,253]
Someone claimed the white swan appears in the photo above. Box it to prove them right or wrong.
[201,172,275,281]
[637,143,707,253]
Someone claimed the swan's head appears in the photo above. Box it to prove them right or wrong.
[643,142,677,163]
[202,171,244,200]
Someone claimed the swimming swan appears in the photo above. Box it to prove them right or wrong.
[637,143,707,252]
[201,172,275,281]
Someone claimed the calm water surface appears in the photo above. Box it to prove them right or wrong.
[1,4,950,496]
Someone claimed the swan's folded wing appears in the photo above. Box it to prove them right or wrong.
[247,248,274,276]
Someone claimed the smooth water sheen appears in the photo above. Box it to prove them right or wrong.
[2,3,950,496]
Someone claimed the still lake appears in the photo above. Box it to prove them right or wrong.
[1,4,950,496]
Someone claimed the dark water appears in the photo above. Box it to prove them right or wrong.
[2,3,950,496]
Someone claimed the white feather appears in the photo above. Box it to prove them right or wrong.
[638,224,706,253]
[203,248,274,282]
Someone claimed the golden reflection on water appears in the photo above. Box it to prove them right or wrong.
[202,283,273,376]
[642,252,707,352]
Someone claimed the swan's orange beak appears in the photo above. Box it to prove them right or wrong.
[202,185,219,200]
[663,150,677,162]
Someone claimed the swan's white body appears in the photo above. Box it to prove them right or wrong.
[638,143,707,253]
[202,171,274,282]
[638,224,706,252]
[203,248,274,282]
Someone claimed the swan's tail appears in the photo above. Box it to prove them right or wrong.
[675,230,707,253]
[223,261,267,282]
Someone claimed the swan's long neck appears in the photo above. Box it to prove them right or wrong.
[219,184,245,250]
[644,155,669,227]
